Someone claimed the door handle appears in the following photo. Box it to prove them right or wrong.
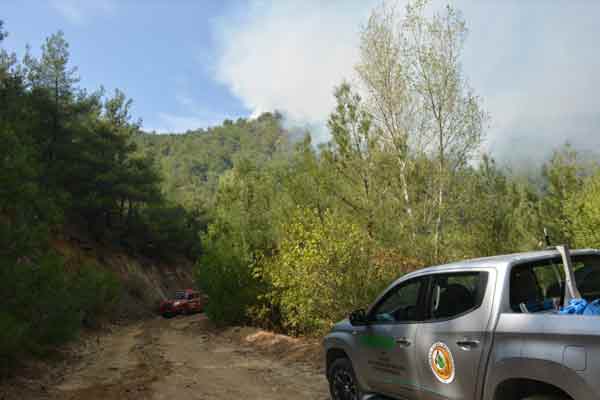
[396,337,412,347]
[456,339,480,350]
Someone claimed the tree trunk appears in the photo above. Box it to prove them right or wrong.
[51,76,59,163]
[434,122,444,263]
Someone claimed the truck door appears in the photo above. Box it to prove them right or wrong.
[360,276,429,399]
[415,270,494,400]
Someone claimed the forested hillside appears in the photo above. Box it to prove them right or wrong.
[134,112,289,210]
[0,22,202,372]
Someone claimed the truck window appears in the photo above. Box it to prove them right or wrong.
[512,254,600,312]
[573,255,600,301]
[369,278,426,323]
[510,261,562,312]
[427,272,487,320]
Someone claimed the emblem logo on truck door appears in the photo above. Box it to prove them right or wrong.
[428,342,455,384]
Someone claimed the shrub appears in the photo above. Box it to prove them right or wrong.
[0,253,120,372]
[566,173,600,248]
[264,207,404,335]
[195,222,265,325]
[5,254,82,354]
[0,312,27,371]
[72,263,121,327]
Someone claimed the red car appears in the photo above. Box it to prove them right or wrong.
[159,289,205,318]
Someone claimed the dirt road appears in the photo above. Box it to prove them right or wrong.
[2,315,329,400]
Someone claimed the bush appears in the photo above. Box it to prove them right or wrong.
[3,254,82,354]
[72,263,121,327]
[0,253,120,372]
[566,173,600,249]
[0,312,27,371]
[264,208,403,335]
[195,222,265,325]
[119,204,204,262]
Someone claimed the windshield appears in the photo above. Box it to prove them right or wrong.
[510,254,600,313]
[175,291,186,300]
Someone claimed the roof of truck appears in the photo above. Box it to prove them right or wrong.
[412,248,600,276]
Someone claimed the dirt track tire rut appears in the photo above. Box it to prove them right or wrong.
[1,315,328,400]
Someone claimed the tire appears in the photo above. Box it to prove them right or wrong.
[328,357,362,400]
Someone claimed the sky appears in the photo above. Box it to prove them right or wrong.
[2,0,600,163]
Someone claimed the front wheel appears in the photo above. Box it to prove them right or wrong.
[328,358,361,400]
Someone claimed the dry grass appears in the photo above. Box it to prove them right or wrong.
[223,326,325,372]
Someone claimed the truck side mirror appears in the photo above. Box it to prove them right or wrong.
[349,309,368,326]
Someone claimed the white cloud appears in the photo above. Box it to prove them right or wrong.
[213,0,375,141]
[50,0,116,25]
[213,0,600,162]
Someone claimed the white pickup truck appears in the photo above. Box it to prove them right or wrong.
[324,247,600,400]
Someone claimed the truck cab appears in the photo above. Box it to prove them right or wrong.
[324,248,600,400]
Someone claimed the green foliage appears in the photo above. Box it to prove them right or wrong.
[0,24,199,370]
[442,156,541,258]
[170,3,600,335]
[566,172,600,248]
[0,255,120,371]
[540,145,585,244]
[134,112,287,210]
[265,208,397,334]
[324,83,382,238]
[0,26,202,260]
[194,155,283,324]
[135,204,204,259]
[72,263,121,328]
[5,4,600,344]
[196,221,264,325]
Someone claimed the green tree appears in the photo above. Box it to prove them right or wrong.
[194,154,281,324]
[23,31,79,97]
[324,83,384,238]
[265,208,398,334]
[566,172,600,248]
[356,0,487,262]
[23,31,79,168]
[540,145,585,245]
